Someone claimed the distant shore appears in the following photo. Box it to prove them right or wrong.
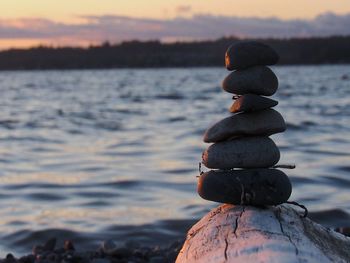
[1,36,350,70]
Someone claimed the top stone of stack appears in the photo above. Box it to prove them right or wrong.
[225,41,279,70]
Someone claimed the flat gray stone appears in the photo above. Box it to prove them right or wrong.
[230,94,278,113]
[202,136,280,169]
[197,169,291,205]
[222,66,278,96]
[225,41,279,70]
[204,109,286,143]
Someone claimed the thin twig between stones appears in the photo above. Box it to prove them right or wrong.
[273,164,296,169]
[286,201,308,218]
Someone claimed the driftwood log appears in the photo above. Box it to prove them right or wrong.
[176,204,350,263]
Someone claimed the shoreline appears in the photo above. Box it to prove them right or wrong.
[0,63,349,72]
[1,224,349,263]
[1,36,350,70]
[0,238,183,263]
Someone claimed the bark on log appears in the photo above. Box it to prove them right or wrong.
[176,204,350,263]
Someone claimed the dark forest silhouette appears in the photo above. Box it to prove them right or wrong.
[1,36,350,70]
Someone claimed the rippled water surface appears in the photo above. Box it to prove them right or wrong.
[0,66,349,255]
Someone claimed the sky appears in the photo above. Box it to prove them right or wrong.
[1,0,350,49]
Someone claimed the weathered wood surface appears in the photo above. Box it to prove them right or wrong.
[176,204,350,263]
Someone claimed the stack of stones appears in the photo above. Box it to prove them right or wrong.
[198,41,292,206]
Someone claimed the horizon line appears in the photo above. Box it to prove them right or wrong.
[1,34,350,52]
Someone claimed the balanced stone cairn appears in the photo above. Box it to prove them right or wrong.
[198,41,292,206]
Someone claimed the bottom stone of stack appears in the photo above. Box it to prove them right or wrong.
[197,169,291,206]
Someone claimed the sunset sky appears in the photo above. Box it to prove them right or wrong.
[1,0,350,49]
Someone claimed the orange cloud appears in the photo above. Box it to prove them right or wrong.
[1,12,350,49]
[176,5,192,14]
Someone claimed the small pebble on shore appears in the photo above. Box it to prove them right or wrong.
[0,239,183,263]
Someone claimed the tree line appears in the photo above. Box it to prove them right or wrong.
[0,36,350,70]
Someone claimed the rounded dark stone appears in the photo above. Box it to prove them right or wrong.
[43,238,56,251]
[202,136,280,169]
[222,66,278,96]
[225,41,279,70]
[19,255,35,263]
[203,109,286,143]
[197,169,292,205]
[64,240,75,251]
[230,94,278,113]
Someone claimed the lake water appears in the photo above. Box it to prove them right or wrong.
[0,66,349,255]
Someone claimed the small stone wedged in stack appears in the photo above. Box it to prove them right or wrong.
[230,94,278,113]
[198,41,292,206]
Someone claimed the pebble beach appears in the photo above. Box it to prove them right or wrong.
[0,238,182,263]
